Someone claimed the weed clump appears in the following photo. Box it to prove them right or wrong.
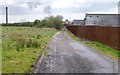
[26,39,32,47]
[16,38,26,51]
[32,40,41,48]
[15,38,41,51]
[37,34,41,39]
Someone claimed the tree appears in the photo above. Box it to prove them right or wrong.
[53,15,63,30]
[45,15,63,30]
[34,19,40,25]
[33,15,63,30]
[38,20,47,28]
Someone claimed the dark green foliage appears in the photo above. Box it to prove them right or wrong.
[22,22,33,27]
[34,20,40,25]
[64,24,69,26]
[16,45,20,51]
[34,15,63,30]
[1,22,34,27]
[32,56,35,60]
[37,34,41,39]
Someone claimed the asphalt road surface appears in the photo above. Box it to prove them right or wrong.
[34,31,118,73]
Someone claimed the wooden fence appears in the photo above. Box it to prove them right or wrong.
[66,26,120,50]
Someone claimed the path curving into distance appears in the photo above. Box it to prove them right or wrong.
[34,31,118,73]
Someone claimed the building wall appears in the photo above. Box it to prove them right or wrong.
[72,20,84,25]
[85,14,119,27]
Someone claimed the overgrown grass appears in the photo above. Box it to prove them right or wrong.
[0,46,1,74]
[85,42,120,61]
[2,27,57,73]
[67,31,120,61]
[67,31,83,41]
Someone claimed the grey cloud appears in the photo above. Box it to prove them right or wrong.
[27,1,52,15]
[0,4,36,15]
[0,1,52,15]
[53,2,118,13]
[0,1,117,16]
[27,2,33,9]
[44,5,51,15]
[27,1,44,9]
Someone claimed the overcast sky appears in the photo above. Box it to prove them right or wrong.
[0,0,119,23]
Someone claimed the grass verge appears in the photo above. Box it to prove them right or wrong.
[66,31,83,41]
[67,31,120,61]
[85,42,120,61]
[2,27,57,73]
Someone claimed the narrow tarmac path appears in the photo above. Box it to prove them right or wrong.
[34,31,118,73]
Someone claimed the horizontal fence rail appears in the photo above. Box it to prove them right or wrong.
[66,26,120,50]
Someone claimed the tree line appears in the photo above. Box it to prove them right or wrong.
[1,15,64,30]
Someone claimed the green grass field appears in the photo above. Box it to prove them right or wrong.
[67,31,120,61]
[2,27,57,73]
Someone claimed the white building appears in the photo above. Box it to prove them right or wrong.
[85,14,119,27]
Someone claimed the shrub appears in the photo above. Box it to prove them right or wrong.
[16,38,26,51]
[26,39,32,48]
[37,34,41,39]
[16,45,20,51]
[32,40,41,48]
[32,56,35,60]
